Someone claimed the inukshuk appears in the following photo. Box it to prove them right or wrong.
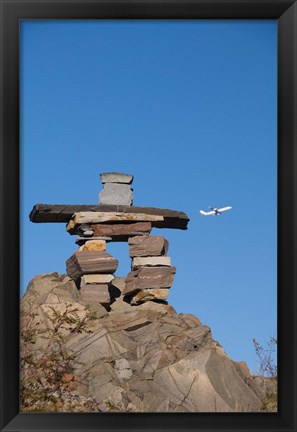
[29,172,189,307]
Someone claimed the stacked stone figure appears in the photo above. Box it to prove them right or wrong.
[122,235,176,304]
[30,172,190,308]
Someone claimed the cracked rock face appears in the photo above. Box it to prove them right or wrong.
[20,273,263,413]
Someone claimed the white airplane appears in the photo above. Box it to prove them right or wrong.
[199,206,232,216]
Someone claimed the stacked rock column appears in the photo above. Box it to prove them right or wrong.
[122,235,176,305]
[66,240,119,305]
[66,172,134,306]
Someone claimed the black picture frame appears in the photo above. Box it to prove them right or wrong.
[0,1,296,431]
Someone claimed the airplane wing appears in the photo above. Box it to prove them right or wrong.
[217,206,232,213]
[200,210,216,216]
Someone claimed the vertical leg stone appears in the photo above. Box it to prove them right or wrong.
[125,234,174,304]
[66,250,119,306]
[128,235,169,257]
[66,251,118,280]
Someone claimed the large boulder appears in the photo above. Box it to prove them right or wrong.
[20,273,264,413]
[21,273,79,311]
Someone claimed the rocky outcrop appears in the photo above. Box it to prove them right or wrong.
[252,376,277,411]
[20,273,265,413]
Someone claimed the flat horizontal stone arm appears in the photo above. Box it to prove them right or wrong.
[67,212,164,231]
[29,204,189,229]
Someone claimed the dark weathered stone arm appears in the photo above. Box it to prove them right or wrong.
[29,204,190,230]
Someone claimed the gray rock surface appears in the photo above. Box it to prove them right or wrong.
[132,256,171,269]
[21,273,79,312]
[99,183,133,206]
[110,296,133,313]
[20,273,264,413]
[80,274,114,285]
[110,277,126,293]
[100,172,134,184]
[79,283,110,304]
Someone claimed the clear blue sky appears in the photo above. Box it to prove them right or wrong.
[20,20,277,373]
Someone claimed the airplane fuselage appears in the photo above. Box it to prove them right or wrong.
[199,205,232,217]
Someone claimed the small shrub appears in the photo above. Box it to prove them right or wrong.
[252,337,277,378]
[20,305,99,412]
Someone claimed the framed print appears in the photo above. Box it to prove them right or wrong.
[0,0,296,431]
